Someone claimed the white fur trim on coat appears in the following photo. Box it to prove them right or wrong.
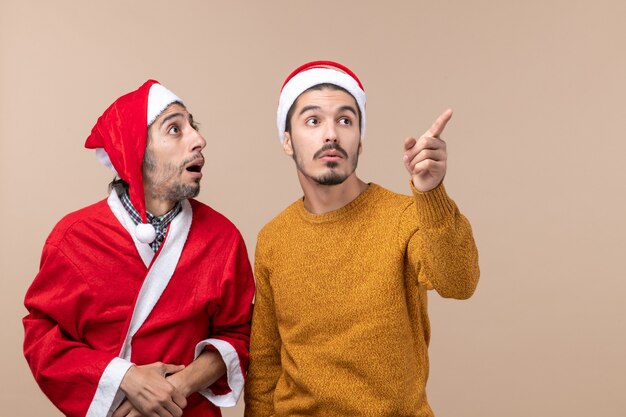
[194,339,244,407]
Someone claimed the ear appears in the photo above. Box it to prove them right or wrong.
[283,132,294,157]
[358,140,363,155]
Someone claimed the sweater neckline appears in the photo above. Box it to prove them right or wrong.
[296,183,379,223]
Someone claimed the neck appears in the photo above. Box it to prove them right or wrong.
[298,173,368,215]
[145,196,177,217]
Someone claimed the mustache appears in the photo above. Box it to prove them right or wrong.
[313,143,348,160]
[180,152,204,169]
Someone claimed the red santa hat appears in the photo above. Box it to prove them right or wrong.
[276,60,366,143]
[84,79,183,243]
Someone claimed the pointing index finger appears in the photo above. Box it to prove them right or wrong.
[425,108,453,138]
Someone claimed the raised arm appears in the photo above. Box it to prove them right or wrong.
[402,110,479,299]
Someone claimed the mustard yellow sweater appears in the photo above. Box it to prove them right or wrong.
[244,183,479,417]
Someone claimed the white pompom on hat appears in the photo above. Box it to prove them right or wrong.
[276,60,366,144]
[84,80,183,243]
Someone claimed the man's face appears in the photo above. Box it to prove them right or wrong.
[283,88,362,186]
[143,103,206,203]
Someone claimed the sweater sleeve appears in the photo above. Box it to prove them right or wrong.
[244,235,283,417]
[403,182,480,299]
[197,233,255,406]
[23,243,128,417]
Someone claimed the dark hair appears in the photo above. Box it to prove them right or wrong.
[108,177,129,196]
[284,83,362,134]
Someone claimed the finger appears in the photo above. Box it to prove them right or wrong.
[411,136,446,159]
[409,149,447,167]
[112,400,133,417]
[403,136,417,151]
[162,363,185,376]
[402,138,417,167]
[403,137,418,170]
[404,138,433,171]
[421,135,446,150]
[405,136,442,159]
[412,159,443,176]
[152,405,173,417]
[162,401,184,417]
[426,108,453,138]
[409,155,444,177]
[171,387,188,409]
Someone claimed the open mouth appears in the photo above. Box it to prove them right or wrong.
[185,158,204,173]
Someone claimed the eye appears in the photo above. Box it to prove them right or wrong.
[338,117,352,125]
[167,125,180,135]
[305,118,319,126]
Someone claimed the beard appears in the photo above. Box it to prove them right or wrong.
[143,149,201,202]
[293,142,358,186]
[310,163,348,185]
[161,182,200,202]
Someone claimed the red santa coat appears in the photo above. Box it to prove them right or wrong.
[23,191,255,417]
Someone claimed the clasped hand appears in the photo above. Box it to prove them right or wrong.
[114,362,187,417]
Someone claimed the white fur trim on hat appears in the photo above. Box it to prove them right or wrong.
[147,83,183,126]
[277,67,366,143]
[95,148,117,175]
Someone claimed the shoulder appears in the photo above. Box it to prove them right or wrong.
[188,198,242,237]
[46,198,111,246]
[254,199,302,262]
[257,198,301,241]
[366,183,414,212]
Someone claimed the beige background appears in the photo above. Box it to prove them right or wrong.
[2,1,625,416]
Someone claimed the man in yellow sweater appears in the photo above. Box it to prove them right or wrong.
[244,60,479,417]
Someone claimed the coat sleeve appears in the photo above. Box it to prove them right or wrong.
[403,183,480,299]
[23,243,131,417]
[243,234,283,417]
[194,232,255,407]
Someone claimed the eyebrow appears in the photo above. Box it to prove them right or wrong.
[338,105,357,116]
[298,105,321,116]
[159,112,186,129]
[298,105,358,117]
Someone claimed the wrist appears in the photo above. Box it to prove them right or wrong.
[411,179,435,193]
[119,365,137,394]
[167,372,191,398]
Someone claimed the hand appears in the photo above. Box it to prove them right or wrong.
[403,108,452,192]
[111,399,142,417]
[165,349,227,398]
[117,362,187,417]
[165,369,190,399]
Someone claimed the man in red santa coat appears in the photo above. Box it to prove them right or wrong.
[23,80,255,417]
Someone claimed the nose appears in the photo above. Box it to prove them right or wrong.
[324,122,338,143]
[191,129,206,152]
